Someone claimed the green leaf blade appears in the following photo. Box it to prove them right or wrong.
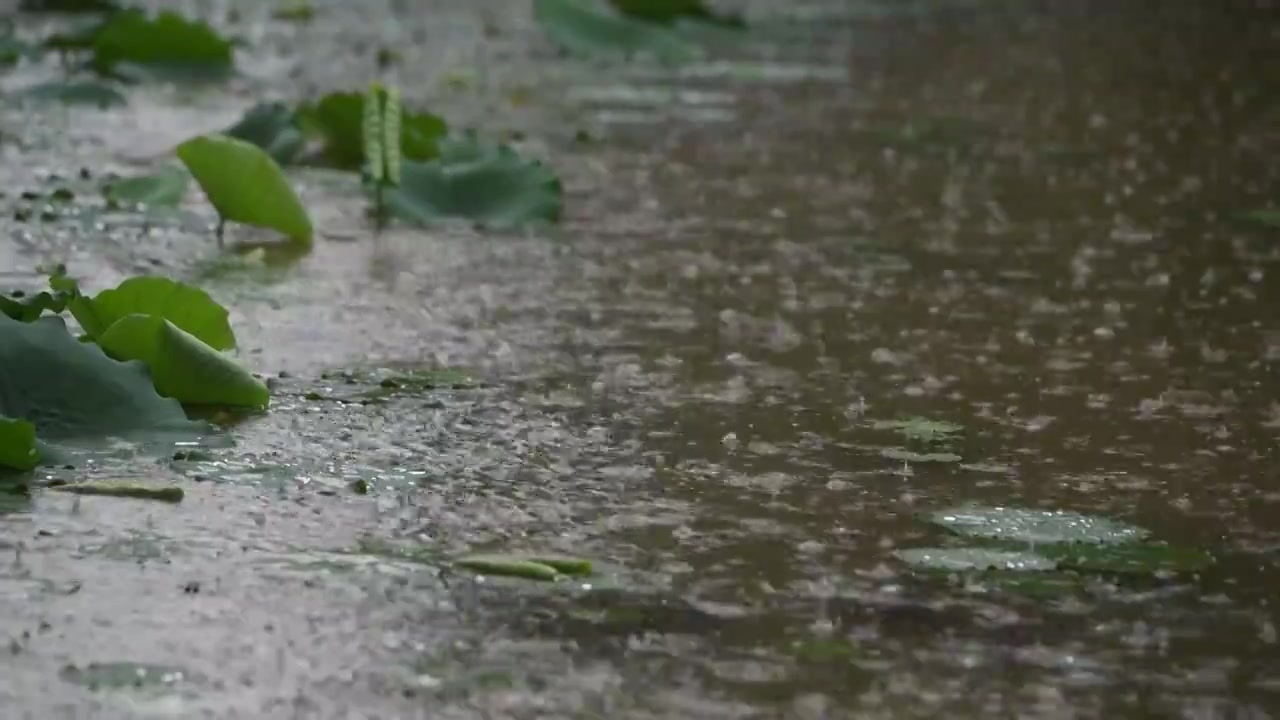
[92,9,233,81]
[82,276,234,350]
[176,133,314,244]
[97,315,269,409]
[0,315,203,450]
[454,554,562,581]
[0,416,40,471]
[1,290,68,322]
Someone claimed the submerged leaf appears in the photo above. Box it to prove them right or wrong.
[177,133,313,243]
[97,314,268,408]
[105,166,190,208]
[1040,542,1213,574]
[92,10,233,81]
[896,547,1055,572]
[18,80,126,107]
[1,32,40,66]
[70,276,234,350]
[1239,209,1280,229]
[0,315,202,456]
[929,506,1149,545]
[535,0,699,62]
[60,662,192,691]
[0,416,40,471]
[384,140,561,228]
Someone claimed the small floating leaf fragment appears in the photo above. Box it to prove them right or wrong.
[871,417,962,443]
[49,479,184,502]
[453,554,562,581]
[523,554,593,576]
[272,1,314,21]
[792,637,860,663]
[880,448,961,463]
[60,661,191,691]
[895,547,1055,572]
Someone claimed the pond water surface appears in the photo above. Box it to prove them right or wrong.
[2,1,1280,718]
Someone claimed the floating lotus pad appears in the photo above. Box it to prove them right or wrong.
[928,506,1150,545]
[895,547,1056,572]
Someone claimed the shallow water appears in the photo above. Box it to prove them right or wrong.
[3,1,1280,718]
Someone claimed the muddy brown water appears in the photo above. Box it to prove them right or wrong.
[2,1,1280,718]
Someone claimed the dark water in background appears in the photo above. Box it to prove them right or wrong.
[515,2,1280,716]
[3,1,1280,717]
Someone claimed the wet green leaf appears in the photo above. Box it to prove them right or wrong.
[18,80,126,107]
[20,0,119,11]
[609,0,744,27]
[0,416,40,471]
[523,555,594,576]
[1040,542,1212,574]
[384,140,561,228]
[880,448,961,463]
[454,554,563,581]
[176,133,313,244]
[929,506,1149,545]
[69,276,235,350]
[297,91,446,170]
[0,290,68,322]
[535,0,699,63]
[0,315,202,462]
[49,479,183,502]
[896,547,1055,572]
[97,314,269,408]
[60,662,192,691]
[104,166,190,208]
[872,417,962,444]
[92,10,233,81]
[223,102,306,164]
